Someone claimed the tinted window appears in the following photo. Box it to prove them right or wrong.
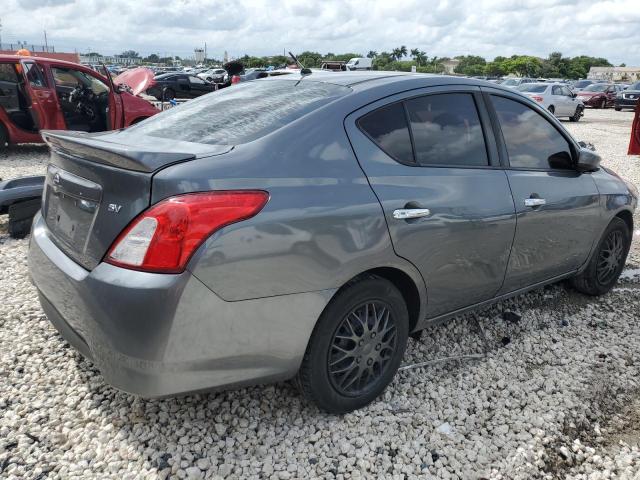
[189,76,206,84]
[552,86,562,95]
[23,63,46,88]
[405,93,488,167]
[130,80,351,145]
[0,63,19,83]
[358,102,413,164]
[561,86,573,96]
[492,95,573,170]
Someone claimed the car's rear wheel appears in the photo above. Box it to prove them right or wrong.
[296,276,409,413]
[548,105,555,115]
[571,217,631,296]
[600,99,606,109]
[162,88,175,101]
[615,106,622,111]
[570,105,583,122]
[0,122,8,150]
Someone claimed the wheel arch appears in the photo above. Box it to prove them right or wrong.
[129,116,148,126]
[329,266,425,333]
[615,208,634,234]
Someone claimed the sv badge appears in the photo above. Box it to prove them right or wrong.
[107,203,123,213]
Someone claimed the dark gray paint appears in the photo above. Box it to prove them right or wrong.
[28,73,637,397]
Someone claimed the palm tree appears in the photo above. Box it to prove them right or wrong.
[411,49,427,66]
[367,50,378,59]
[392,46,408,61]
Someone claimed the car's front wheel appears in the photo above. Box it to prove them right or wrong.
[571,217,631,296]
[296,276,409,413]
[570,105,583,122]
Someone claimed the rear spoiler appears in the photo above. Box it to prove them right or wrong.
[41,130,196,173]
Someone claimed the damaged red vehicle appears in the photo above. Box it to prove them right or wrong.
[630,102,640,155]
[0,55,158,148]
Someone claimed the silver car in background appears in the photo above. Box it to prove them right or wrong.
[517,83,584,121]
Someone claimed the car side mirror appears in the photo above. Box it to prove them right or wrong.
[575,147,601,172]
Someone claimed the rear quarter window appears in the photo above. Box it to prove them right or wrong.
[357,102,414,164]
[129,79,350,145]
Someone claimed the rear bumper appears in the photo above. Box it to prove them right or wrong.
[28,213,334,397]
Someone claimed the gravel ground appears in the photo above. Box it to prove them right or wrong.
[1,109,639,480]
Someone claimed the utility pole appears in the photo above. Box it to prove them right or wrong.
[44,30,48,51]
[0,17,3,47]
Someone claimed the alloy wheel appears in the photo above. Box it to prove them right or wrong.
[596,230,624,285]
[328,301,398,397]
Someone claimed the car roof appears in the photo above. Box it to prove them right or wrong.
[0,54,89,70]
[262,71,521,94]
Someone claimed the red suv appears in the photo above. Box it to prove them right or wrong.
[0,55,158,148]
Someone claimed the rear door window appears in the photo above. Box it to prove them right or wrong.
[129,79,351,145]
[23,62,47,88]
[405,93,488,167]
[357,102,414,164]
[491,95,574,170]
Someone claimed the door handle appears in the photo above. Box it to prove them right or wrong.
[393,208,431,220]
[524,198,546,207]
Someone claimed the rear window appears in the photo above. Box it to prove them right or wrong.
[129,79,350,145]
[517,84,547,93]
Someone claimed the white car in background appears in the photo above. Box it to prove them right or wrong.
[197,68,228,83]
[345,57,373,70]
[516,83,584,121]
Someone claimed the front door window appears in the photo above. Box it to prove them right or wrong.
[51,67,110,132]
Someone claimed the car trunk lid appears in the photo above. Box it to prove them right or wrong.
[41,130,231,270]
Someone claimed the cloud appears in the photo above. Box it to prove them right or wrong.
[2,0,639,65]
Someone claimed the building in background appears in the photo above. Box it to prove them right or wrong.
[79,53,142,65]
[588,66,640,82]
[441,58,460,74]
[194,48,205,64]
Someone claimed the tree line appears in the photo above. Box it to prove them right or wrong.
[112,48,615,79]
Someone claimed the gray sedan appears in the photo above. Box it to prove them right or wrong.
[29,73,637,413]
[517,83,584,120]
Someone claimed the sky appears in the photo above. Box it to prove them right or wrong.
[2,0,639,64]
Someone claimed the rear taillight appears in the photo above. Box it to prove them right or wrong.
[531,96,544,102]
[231,75,241,84]
[105,191,268,273]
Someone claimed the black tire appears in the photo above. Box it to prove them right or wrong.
[162,88,175,101]
[0,122,8,150]
[570,106,583,122]
[296,276,409,413]
[8,198,41,239]
[600,99,606,109]
[548,105,555,115]
[615,106,622,111]
[571,217,631,296]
